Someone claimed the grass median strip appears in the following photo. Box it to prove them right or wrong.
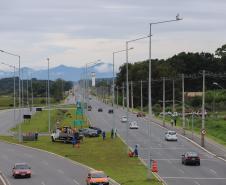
[1,105,162,185]
[0,135,162,185]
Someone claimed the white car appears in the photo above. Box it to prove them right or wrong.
[129,121,139,129]
[165,130,177,141]
[121,116,127,123]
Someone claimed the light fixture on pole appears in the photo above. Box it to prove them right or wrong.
[125,35,150,147]
[148,14,182,179]
[112,47,133,138]
[0,50,21,142]
[47,58,51,133]
[1,62,17,121]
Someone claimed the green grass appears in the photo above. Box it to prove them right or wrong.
[11,109,60,133]
[1,104,162,185]
[157,113,226,146]
[11,107,88,134]
[0,135,161,185]
[0,96,14,109]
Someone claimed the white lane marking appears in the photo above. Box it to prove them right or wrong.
[73,179,80,185]
[162,177,226,180]
[41,182,46,185]
[178,168,185,174]
[0,175,7,185]
[194,180,201,185]
[209,168,217,175]
[57,169,64,174]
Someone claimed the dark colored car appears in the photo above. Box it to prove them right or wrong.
[108,109,113,114]
[79,128,99,137]
[12,163,32,178]
[88,105,92,111]
[89,126,102,134]
[98,108,103,112]
[182,151,200,166]
[137,112,145,117]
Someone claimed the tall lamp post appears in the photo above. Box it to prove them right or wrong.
[1,62,17,121]
[148,14,182,179]
[47,58,51,133]
[126,35,150,146]
[0,50,21,142]
[112,47,133,138]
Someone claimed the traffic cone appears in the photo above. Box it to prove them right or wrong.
[151,160,158,172]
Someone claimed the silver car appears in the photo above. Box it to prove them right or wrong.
[165,130,178,141]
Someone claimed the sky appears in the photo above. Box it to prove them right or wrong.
[0,0,225,73]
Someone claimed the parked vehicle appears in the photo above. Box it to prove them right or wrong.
[136,112,145,117]
[165,130,178,141]
[129,121,139,129]
[86,170,109,185]
[51,126,83,143]
[120,116,127,122]
[98,108,103,112]
[12,163,31,178]
[79,128,99,137]
[89,126,102,134]
[88,105,92,111]
[108,109,113,114]
[182,151,200,166]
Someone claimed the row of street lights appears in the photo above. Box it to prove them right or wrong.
[82,15,183,179]
[0,49,51,142]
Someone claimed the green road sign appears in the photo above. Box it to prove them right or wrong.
[73,120,84,126]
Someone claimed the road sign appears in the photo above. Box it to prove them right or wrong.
[201,129,206,135]
[73,120,84,126]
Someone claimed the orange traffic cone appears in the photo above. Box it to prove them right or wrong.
[151,160,158,172]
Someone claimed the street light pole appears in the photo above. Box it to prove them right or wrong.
[113,47,133,138]
[1,62,16,121]
[47,58,51,133]
[125,35,150,146]
[148,14,182,179]
[0,50,21,142]
[201,70,205,147]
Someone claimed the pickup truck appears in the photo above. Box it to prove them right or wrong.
[51,127,83,143]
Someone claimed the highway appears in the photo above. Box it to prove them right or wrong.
[86,96,226,185]
[0,108,34,135]
[0,141,89,185]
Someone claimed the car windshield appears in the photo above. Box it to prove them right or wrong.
[187,152,198,157]
[91,172,106,178]
[168,131,176,135]
[15,164,29,169]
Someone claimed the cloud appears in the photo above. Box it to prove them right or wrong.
[94,63,112,73]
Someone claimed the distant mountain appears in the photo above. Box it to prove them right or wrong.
[0,63,113,81]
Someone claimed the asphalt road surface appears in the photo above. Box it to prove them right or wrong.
[0,141,89,185]
[86,96,226,185]
[0,108,35,135]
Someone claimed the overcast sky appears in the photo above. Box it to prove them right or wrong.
[0,0,225,72]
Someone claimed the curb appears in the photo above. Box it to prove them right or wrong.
[0,140,120,185]
[144,117,226,164]
[117,134,166,185]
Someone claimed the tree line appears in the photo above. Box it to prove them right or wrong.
[114,44,226,112]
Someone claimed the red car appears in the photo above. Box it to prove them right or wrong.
[12,163,32,178]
